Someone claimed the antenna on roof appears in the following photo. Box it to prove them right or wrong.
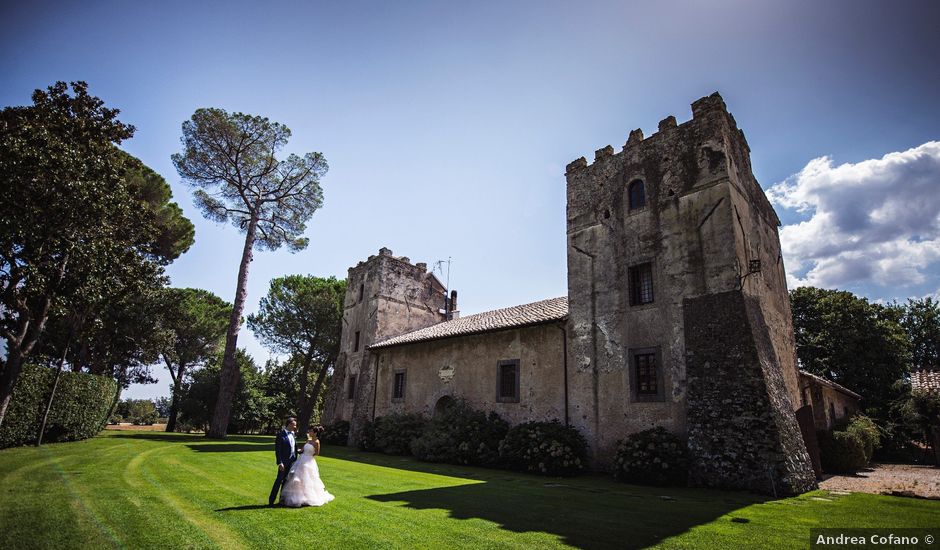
[433,257,452,292]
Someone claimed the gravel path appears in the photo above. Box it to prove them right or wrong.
[819,463,940,499]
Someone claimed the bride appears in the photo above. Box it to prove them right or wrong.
[280,425,335,507]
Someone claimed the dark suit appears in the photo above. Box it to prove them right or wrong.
[268,428,297,505]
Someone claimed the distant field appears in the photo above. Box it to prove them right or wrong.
[104,423,169,431]
[1,431,937,549]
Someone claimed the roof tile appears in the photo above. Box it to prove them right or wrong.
[799,370,862,400]
[912,369,940,395]
[370,296,568,349]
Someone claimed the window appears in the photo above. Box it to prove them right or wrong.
[347,374,357,400]
[629,263,654,305]
[628,179,646,209]
[359,283,364,302]
[828,402,836,426]
[393,371,406,400]
[496,359,520,403]
[354,331,360,352]
[630,347,664,402]
[843,406,850,419]
[635,354,657,395]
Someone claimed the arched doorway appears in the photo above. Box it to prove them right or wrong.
[434,395,455,417]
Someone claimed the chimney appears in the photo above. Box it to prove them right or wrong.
[445,289,460,320]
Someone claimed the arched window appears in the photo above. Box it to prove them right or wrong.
[628,179,646,209]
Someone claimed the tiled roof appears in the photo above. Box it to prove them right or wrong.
[799,370,862,401]
[912,369,940,395]
[370,296,568,349]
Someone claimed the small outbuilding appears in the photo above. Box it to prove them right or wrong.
[799,370,862,430]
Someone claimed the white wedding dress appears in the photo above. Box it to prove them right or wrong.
[281,442,335,507]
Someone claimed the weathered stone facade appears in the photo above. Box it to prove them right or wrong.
[799,370,862,430]
[322,93,818,494]
[374,321,567,425]
[562,92,814,494]
[320,247,447,445]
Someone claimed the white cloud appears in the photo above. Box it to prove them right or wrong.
[768,141,940,289]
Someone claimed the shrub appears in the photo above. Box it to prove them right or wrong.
[122,399,159,425]
[373,413,428,455]
[614,427,688,486]
[845,414,880,463]
[498,420,588,476]
[357,420,377,451]
[321,420,350,446]
[0,364,117,449]
[410,399,509,467]
[818,430,868,473]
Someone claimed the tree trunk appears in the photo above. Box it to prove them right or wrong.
[0,346,25,430]
[295,347,315,430]
[0,297,53,428]
[106,369,126,423]
[299,361,330,430]
[208,214,259,438]
[0,252,69,428]
[165,367,185,432]
[37,327,73,445]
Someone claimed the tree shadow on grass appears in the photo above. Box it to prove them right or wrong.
[368,480,769,549]
[319,445,500,478]
[324,448,772,549]
[107,432,271,453]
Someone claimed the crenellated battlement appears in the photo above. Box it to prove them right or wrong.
[353,247,431,275]
[566,92,735,175]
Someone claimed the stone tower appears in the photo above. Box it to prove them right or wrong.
[320,247,448,443]
[564,93,816,494]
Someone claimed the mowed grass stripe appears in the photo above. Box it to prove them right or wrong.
[4,431,940,550]
[1,452,122,550]
[125,444,249,549]
[81,439,214,549]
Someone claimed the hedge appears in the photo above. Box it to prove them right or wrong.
[0,364,117,449]
[845,415,880,463]
[818,430,868,473]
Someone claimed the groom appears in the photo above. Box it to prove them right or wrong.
[269,416,298,506]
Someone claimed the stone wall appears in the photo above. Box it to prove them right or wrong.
[684,291,816,495]
[373,322,566,425]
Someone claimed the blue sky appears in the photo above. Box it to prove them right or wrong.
[2,0,938,400]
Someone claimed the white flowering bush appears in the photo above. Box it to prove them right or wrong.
[321,420,349,446]
[614,427,687,486]
[498,420,587,476]
[372,413,428,455]
[410,399,508,466]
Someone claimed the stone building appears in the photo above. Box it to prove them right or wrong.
[322,93,818,495]
[798,370,862,430]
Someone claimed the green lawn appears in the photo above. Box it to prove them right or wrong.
[0,431,937,549]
